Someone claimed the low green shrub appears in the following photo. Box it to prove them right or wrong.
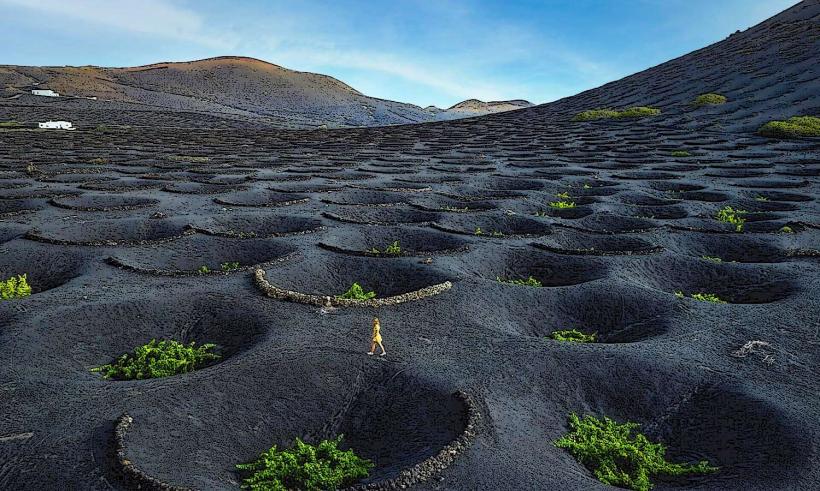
[573,107,660,121]
[337,282,376,300]
[369,240,402,255]
[670,150,691,157]
[691,292,727,303]
[549,329,597,343]
[701,256,722,263]
[0,274,32,300]
[497,275,542,287]
[779,226,794,233]
[716,206,746,232]
[675,291,726,303]
[549,200,576,209]
[554,413,717,491]
[91,339,220,380]
[0,121,23,128]
[236,436,373,491]
[573,109,620,121]
[693,93,727,106]
[221,262,241,271]
[617,106,661,118]
[198,265,211,274]
[758,116,820,139]
[556,191,571,199]
[475,227,504,237]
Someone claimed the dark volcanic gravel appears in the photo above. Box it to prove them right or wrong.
[1,2,820,490]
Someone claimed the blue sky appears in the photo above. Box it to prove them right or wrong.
[0,0,801,108]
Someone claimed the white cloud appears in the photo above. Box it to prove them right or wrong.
[0,0,237,49]
[268,45,510,102]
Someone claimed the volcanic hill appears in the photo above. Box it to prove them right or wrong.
[0,56,531,128]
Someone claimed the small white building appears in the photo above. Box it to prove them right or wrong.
[38,121,75,130]
[32,89,60,97]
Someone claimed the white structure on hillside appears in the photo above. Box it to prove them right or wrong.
[32,89,59,97]
[38,121,75,130]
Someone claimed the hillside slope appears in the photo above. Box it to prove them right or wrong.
[500,0,820,132]
[443,99,533,115]
[0,57,530,128]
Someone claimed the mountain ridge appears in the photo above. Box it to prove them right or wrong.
[0,56,531,128]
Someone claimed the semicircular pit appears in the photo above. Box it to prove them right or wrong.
[254,254,454,307]
[108,235,296,275]
[318,225,469,257]
[0,243,88,295]
[109,367,477,489]
[627,256,797,304]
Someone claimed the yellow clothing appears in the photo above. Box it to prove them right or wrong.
[372,324,382,344]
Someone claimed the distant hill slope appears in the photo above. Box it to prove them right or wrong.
[444,99,533,114]
[0,56,530,128]
[506,0,820,132]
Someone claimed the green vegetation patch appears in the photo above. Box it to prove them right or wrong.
[91,339,220,380]
[617,106,662,118]
[368,240,402,255]
[573,109,620,121]
[474,227,504,237]
[497,275,542,287]
[670,150,691,157]
[549,200,576,209]
[693,93,727,106]
[0,274,32,300]
[337,282,376,300]
[549,329,597,343]
[758,116,820,139]
[716,206,746,232]
[236,436,373,491]
[691,292,726,303]
[221,262,241,272]
[554,413,718,491]
[0,121,23,128]
[573,106,661,122]
[779,226,794,234]
[675,291,727,303]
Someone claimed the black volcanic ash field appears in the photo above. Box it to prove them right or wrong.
[0,115,818,490]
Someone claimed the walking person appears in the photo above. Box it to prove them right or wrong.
[367,317,386,356]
